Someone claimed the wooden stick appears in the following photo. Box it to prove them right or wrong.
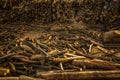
[0,77,19,80]
[91,39,104,47]
[53,56,86,63]
[7,46,19,54]
[64,53,78,57]
[23,41,47,56]
[35,39,49,50]
[66,43,111,61]
[19,75,45,80]
[48,50,66,57]
[0,52,24,60]
[48,50,60,57]
[67,43,93,59]
[59,63,64,71]
[72,59,116,70]
[8,62,16,72]
[15,58,39,64]
[11,55,39,63]
[97,46,112,54]
[0,76,44,80]
[20,44,35,53]
[89,44,94,53]
[30,54,44,60]
[36,70,120,80]
[82,48,88,54]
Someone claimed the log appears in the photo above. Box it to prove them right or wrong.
[103,30,120,43]
[23,41,47,56]
[36,70,120,80]
[72,59,116,70]
[19,75,45,80]
[0,76,45,80]
[0,77,19,80]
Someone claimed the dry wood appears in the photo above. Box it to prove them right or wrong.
[0,52,24,60]
[35,39,49,50]
[8,62,16,72]
[82,48,88,54]
[53,56,86,63]
[47,50,66,57]
[0,76,44,80]
[19,75,45,80]
[23,41,47,56]
[47,50,60,57]
[64,53,78,57]
[59,63,64,71]
[72,59,117,70]
[0,77,19,80]
[15,58,39,64]
[90,39,104,47]
[30,54,45,60]
[37,70,120,80]
[0,67,10,76]
[67,43,112,61]
[11,55,39,63]
[20,44,35,53]
[104,30,120,43]
[67,43,94,59]
[115,30,120,35]
[52,58,73,63]
[89,44,94,53]
[97,46,111,53]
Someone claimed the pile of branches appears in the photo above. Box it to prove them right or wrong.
[0,0,120,28]
[0,25,120,79]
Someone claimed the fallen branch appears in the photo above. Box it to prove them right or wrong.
[35,39,49,50]
[20,44,35,53]
[23,41,47,56]
[72,59,117,70]
[19,75,45,80]
[67,43,94,59]
[36,70,120,80]
[0,52,24,60]
[91,39,104,47]
[53,56,86,63]
[0,75,44,80]
[0,77,19,80]
[11,55,39,64]
[97,46,113,54]
[48,50,66,57]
